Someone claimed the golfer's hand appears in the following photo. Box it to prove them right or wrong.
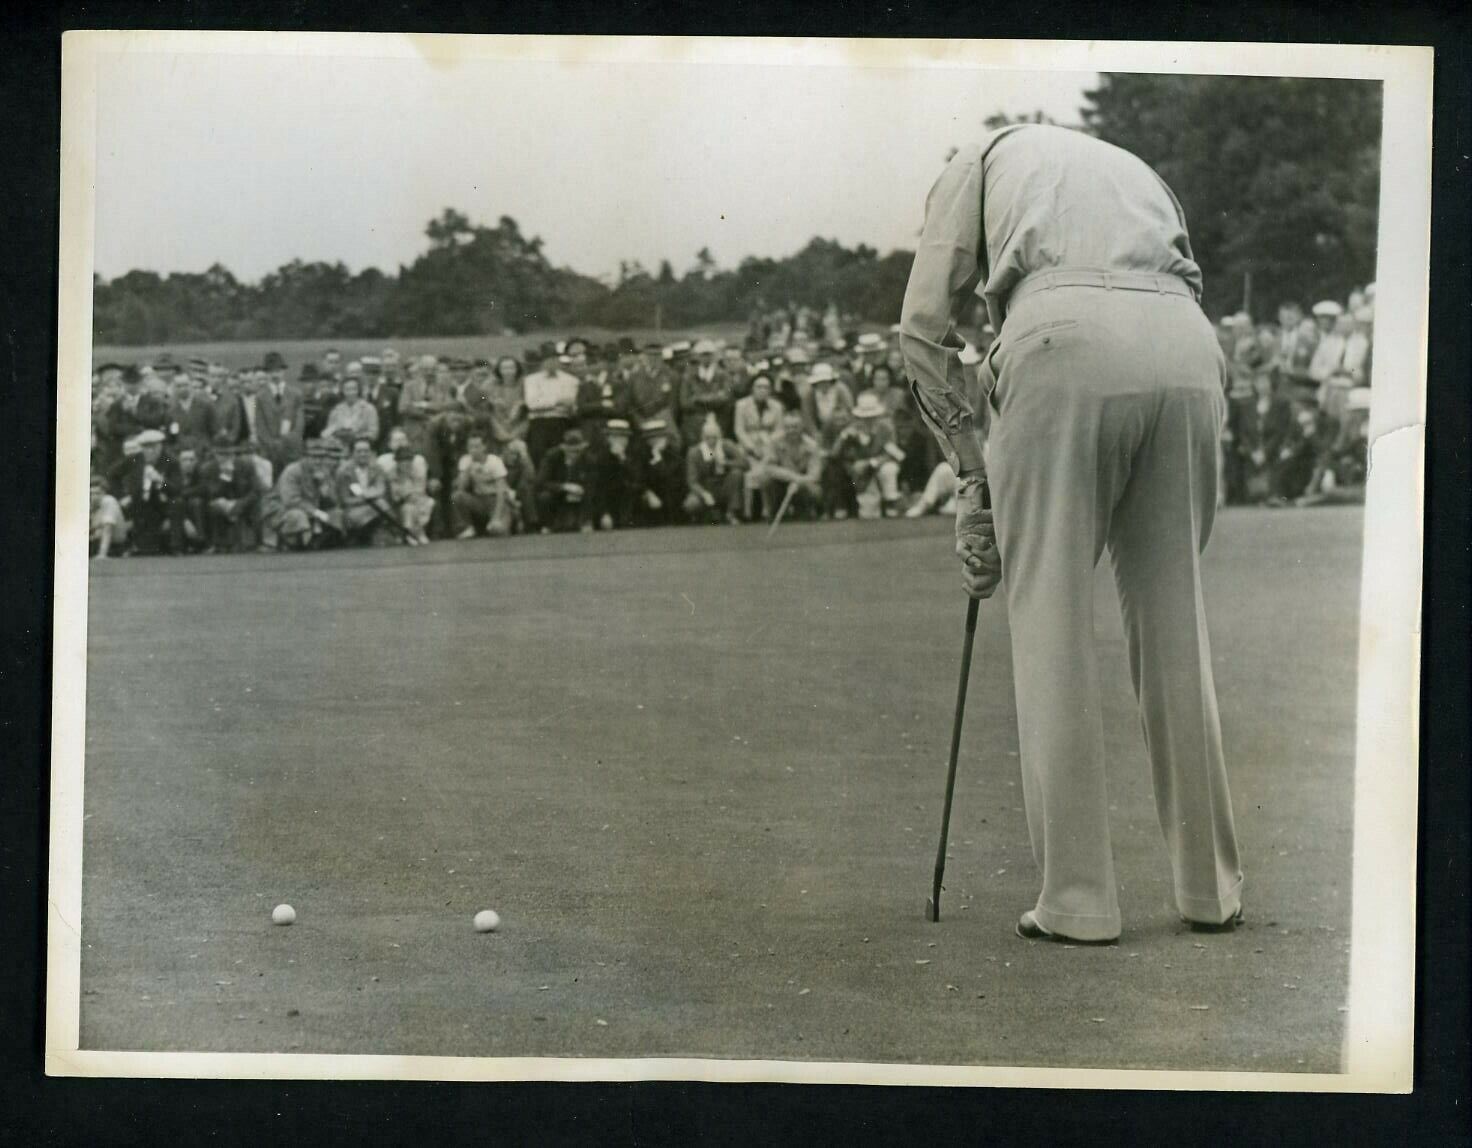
[954,478,1001,600]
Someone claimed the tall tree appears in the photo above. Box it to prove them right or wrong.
[1080,74,1382,318]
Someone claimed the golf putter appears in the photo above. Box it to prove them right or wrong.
[927,482,990,922]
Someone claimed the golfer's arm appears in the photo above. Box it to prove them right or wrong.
[899,148,987,479]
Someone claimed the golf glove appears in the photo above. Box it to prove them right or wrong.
[954,476,1001,600]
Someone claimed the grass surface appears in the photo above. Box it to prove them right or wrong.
[80,507,1362,1071]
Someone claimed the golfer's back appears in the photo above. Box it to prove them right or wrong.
[974,124,1203,328]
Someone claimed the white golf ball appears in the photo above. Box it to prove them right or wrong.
[473,910,501,933]
[272,903,296,926]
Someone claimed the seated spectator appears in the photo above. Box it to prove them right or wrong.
[597,419,637,529]
[395,357,448,455]
[733,373,784,520]
[628,418,686,528]
[365,357,400,449]
[200,438,265,553]
[760,411,824,522]
[800,362,855,447]
[112,429,176,555]
[336,437,393,546]
[904,461,961,518]
[825,391,905,518]
[103,366,170,473]
[262,438,345,550]
[89,477,128,558]
[1307,301,1347,384]
[378,427,436,545]
[452,433,512,539]
[536,427,601,533]
[678,339,736,443]
[324,376,380,448]
[523,352,582,467]
[684,415,746,525]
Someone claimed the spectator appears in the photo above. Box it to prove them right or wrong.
[800,362,855,447]
[481,355,530,448]
[576,352,634,445]
[523,352,582,467]
[1277,301,1306,363]
[1307,300,1347,385]
[825,391,905,519]
[104,366,170,470]
[1231,370,1293,504]
[200,438,265,553]
[89,477,127,558]
[452,432,512,539]
[684,415,745,525]
[733,373,784,520]
[169,446,210,553]
[1273,401,1336,504]
[365,355,401,449]
[536,427,601,533]
[597,419,637,529]
[378,427,436,545]
[395,357,441,455]
[627,343,679,434]
[678,339,736,443]
[167,373,219,456]
[1342,304,1374,386]
[256,359,307,475]
[335,437,394,545]
[263,439,345,550]
[904,460,961,518]
[113,429,175,555]
[761,410,824,522]
[628,418,686,527]
[324,376,380,447]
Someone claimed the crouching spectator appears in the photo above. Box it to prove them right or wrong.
[761,411,824,522]
[452,433,512,538]
[378,428,435,545]
[201,439,265,553]
[169,445,212,554]
[733,373,784,520]
[826,392,905,518]
[628,418,686,527]
[1273,402,1338,504]
[90,477,128,558]
[684,415,745,525]
[262,438,345,550]
[337,437,393,545]
[537,427,602,533]
[112,428,175,555]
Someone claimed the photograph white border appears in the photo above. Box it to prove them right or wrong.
[48,31,1431,1091]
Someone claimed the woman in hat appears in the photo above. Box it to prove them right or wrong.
[798,362,855,448]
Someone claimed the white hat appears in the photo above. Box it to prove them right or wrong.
[1364,282,1376,300]
[856,332,886,352]
[1346,387,1372,411]
[692,339,718,356]
[852,392,887,419]
[807,363,837,384]
[134,429,166,447]
[1312,300,1344,318]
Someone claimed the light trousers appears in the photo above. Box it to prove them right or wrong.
[984,278,1243,940]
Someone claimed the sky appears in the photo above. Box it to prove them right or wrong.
[94,51,1096,284]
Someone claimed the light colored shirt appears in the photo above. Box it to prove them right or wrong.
[457,453,509,495]
[523,369,580,419]
[899,124,1202,474]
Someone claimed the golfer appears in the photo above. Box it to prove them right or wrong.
[900,124,1243,944]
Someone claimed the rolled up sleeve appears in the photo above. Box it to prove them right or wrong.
[899,147,987,476]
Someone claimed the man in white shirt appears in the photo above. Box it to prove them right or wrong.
[522,353,581,468]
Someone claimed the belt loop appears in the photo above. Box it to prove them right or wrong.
[1103,272,1113,291]
[1156,274,1165,294]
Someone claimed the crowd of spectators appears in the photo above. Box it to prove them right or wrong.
[1215,285,1376,507]
[87,286,1377,559]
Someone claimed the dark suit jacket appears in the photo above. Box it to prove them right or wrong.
[255,383,306,452]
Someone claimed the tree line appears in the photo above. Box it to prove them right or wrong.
[92,75,1381,346]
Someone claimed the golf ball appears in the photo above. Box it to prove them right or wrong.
[272,903,296,926]
[473,910,501,933]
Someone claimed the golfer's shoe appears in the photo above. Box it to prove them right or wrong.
[1182,907,1245,934]
[1015,910,1119,946]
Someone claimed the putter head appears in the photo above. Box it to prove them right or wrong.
[925,895,939,923]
